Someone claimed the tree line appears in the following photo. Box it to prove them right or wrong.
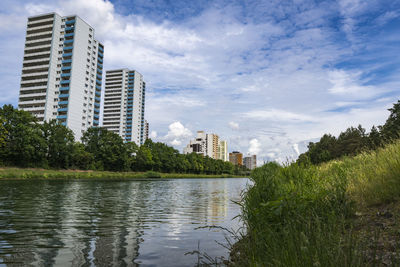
[297,100,400,165]
[0,104,245,174]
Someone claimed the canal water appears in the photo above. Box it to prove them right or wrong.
[0,178,249,266]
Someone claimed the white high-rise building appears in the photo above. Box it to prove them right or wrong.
[184,131,228,161]
[18,12,104,140]
[103,69,146,145]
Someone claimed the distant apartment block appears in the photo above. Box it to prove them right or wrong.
[218,140,228,161]
[244,155,257,170]
[229,151,243,166]
[18,12,104,140]
[184,131,228,161]
[103,69,146,145]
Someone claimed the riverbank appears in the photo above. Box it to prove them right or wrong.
[230,140,400,266]
[0,167,246,180]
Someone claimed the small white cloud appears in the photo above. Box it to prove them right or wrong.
[229,121,239,130]
[248,138,261,155]
[171,139,181,146]
[149,130,157,139]
[164,121,192,146]
[242,109,315,122]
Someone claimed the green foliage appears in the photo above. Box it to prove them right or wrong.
[298,100,400,165]
[0,104,239,175]
[81,127,130,171]
[0,104,47,167]
[143,170,162,178]
[42,120,75,168]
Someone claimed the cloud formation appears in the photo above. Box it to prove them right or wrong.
[0,0,399,163]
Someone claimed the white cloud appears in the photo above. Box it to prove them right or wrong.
[248,138,261,155]
[149,130,157,139]
[242,109,316,122]
[229,121,239,130]
[0,0,397,162]
[292,143,300,156]
[164,121,192,146]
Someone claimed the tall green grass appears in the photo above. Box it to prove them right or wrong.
[237,141,400,266]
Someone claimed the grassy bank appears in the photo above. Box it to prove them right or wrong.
[0,167,245,180]
[231,141,400,266]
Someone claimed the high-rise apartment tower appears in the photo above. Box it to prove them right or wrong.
[103,69,146,145]
[18,12,104,140]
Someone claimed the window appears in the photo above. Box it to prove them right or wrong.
[86,71,89,75]
[59,38,64,41]
[86,77,89,81]
[56,78,60,81]
[89,28,92,32]
[53,112,57,115]
[87,59,90,63]
[87,52,90,56]
[56,85,60,88]
[58,51,62,54]
[85,84,88,88]
[59,44,63,47]
[61,25,65,28]
[57,71,61,74]
[62,19,66,22]
[89,34,92,38]
[57,64,61,67]
[86,65,89,68]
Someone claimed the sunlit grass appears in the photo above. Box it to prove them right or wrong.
[236,141,400,266]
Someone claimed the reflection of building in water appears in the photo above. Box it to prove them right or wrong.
[207,179,229,224]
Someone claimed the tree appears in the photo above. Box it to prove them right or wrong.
[81,127,129,171]
[381,100,400,142]
[42,120,75,168]
[0,104,47,167]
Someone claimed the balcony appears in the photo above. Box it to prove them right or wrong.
[95,97,101,102]
[59,87,69,91]
[59,94,69,98]
[65,26,74,31]
[61,73,71,78]
[62,59,72,64]
[98,46,104,52]
[98,57,103,63]
[61,66,71,71]
[94,103,100,108]
[95,91,101,97]
[64,33,74,38]
[98,51,103,57]
[97,62,103,68]
[66,20,75,25]
[60,80,70,84]
[95,85,101,91]
[63,52,72,57]
[58,108,68,112]
[59,101,69,105]
[57,115,67,119]
[96,74,102,80]
[64,39,74,44]
[63,46,73,51]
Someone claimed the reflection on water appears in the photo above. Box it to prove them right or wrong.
[0,178,249,266]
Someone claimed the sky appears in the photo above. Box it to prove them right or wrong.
[0,0,399,164]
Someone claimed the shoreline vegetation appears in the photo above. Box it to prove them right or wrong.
[0,167,247,180]
[0,104,249,177]
[229,100,400,266]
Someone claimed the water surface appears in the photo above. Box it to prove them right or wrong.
[0,178,249,266]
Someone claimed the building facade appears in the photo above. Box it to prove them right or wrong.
[103,69,146,145]
[144,120,149,141]
[184,131,228,161]
[218,140,228,161]
[229,151,243,166]
[244,155,257,170]
[18,12,103,140]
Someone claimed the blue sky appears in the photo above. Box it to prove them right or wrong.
[0,0,399,163]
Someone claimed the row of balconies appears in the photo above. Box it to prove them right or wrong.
[25,39,52,48]
[26,31,53,41]
[21,68,48,75]
[27,25,53,36]
[22,62,49,70]
[24,45,51,55]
